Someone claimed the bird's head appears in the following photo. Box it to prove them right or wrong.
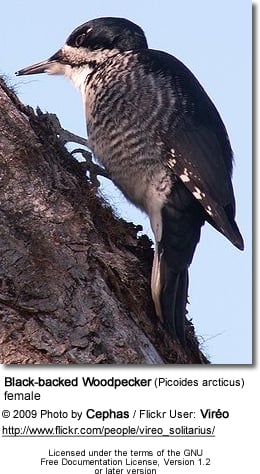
[15,17,148,86]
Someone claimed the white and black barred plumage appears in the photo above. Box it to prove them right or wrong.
[16,17,244,343]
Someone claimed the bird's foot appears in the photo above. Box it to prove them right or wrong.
[35,109,110,186]
[71,148,110,187]
[36,108,89,147]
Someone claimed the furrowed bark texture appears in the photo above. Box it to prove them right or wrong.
[0,78,209,364]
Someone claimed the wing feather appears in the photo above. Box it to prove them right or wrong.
[165,126,244,250]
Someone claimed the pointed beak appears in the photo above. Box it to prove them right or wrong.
[15,59,52,76]
[15,50,62,76]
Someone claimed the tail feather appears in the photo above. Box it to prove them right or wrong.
[151,243,163,321]
[160,267,189,343]
[151,245,189,343]
[151,181,204,343]
[150,173,243,342]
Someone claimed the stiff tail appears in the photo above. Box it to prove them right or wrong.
[151,181,204,343]
[151,245,189,344]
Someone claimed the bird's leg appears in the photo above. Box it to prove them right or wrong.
[71,148,110,187]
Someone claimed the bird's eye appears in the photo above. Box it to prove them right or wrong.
[75,33,86,47]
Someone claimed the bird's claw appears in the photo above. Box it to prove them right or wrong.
[71,148,110,187]
[36,108,89,147]
[35,110,109,186]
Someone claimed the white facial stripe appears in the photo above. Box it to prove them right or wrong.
[62,44,120,65]
[62,44,94,63]
[45,62,67,76]
[47,44,122,92]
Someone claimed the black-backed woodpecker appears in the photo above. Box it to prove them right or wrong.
[16,17,244,343]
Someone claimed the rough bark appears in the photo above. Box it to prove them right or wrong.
[0,77,209,364]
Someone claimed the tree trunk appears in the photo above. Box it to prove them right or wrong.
[0,78,208,364]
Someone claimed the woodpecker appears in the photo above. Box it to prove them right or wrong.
[16,17,244,343]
